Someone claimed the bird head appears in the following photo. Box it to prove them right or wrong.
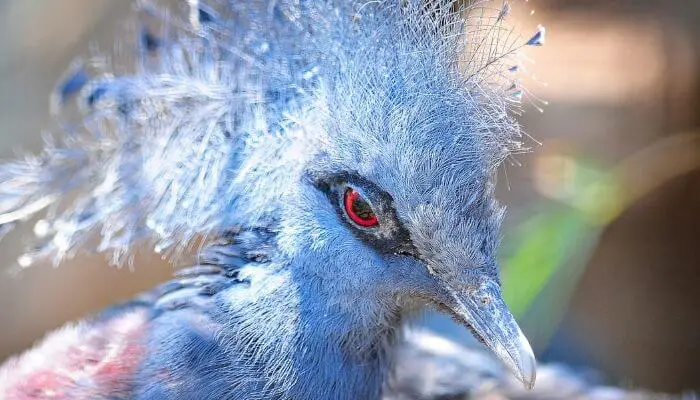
[275,83,535,389]
[267,2,537,389]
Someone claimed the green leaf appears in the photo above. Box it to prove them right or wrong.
[501,207,593,318]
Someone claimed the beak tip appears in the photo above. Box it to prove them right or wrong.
[515,329,537,390]
[518,360,537,390]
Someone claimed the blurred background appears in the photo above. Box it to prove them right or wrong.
[0,0,698,395]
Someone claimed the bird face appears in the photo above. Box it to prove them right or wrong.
[302,156,535,389]
[283,68,536,388]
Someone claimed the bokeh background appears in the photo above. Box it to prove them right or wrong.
[0,0,698,394]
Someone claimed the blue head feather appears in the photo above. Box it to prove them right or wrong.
[0,0,532,264]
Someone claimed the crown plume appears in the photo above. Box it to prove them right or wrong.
[0,0,543,268]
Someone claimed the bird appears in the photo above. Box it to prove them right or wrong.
[0,0,546,398]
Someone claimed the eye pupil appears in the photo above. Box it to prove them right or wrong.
[344,188,379,227]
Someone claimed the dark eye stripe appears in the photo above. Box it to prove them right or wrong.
[309,170,420,258]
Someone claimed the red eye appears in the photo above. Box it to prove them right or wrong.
[343,188,379,228]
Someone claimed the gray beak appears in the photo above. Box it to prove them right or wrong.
[442,279,537,389]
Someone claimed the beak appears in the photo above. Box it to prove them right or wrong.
[441,279,537,389]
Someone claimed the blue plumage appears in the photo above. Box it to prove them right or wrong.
[0,1,543,398]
